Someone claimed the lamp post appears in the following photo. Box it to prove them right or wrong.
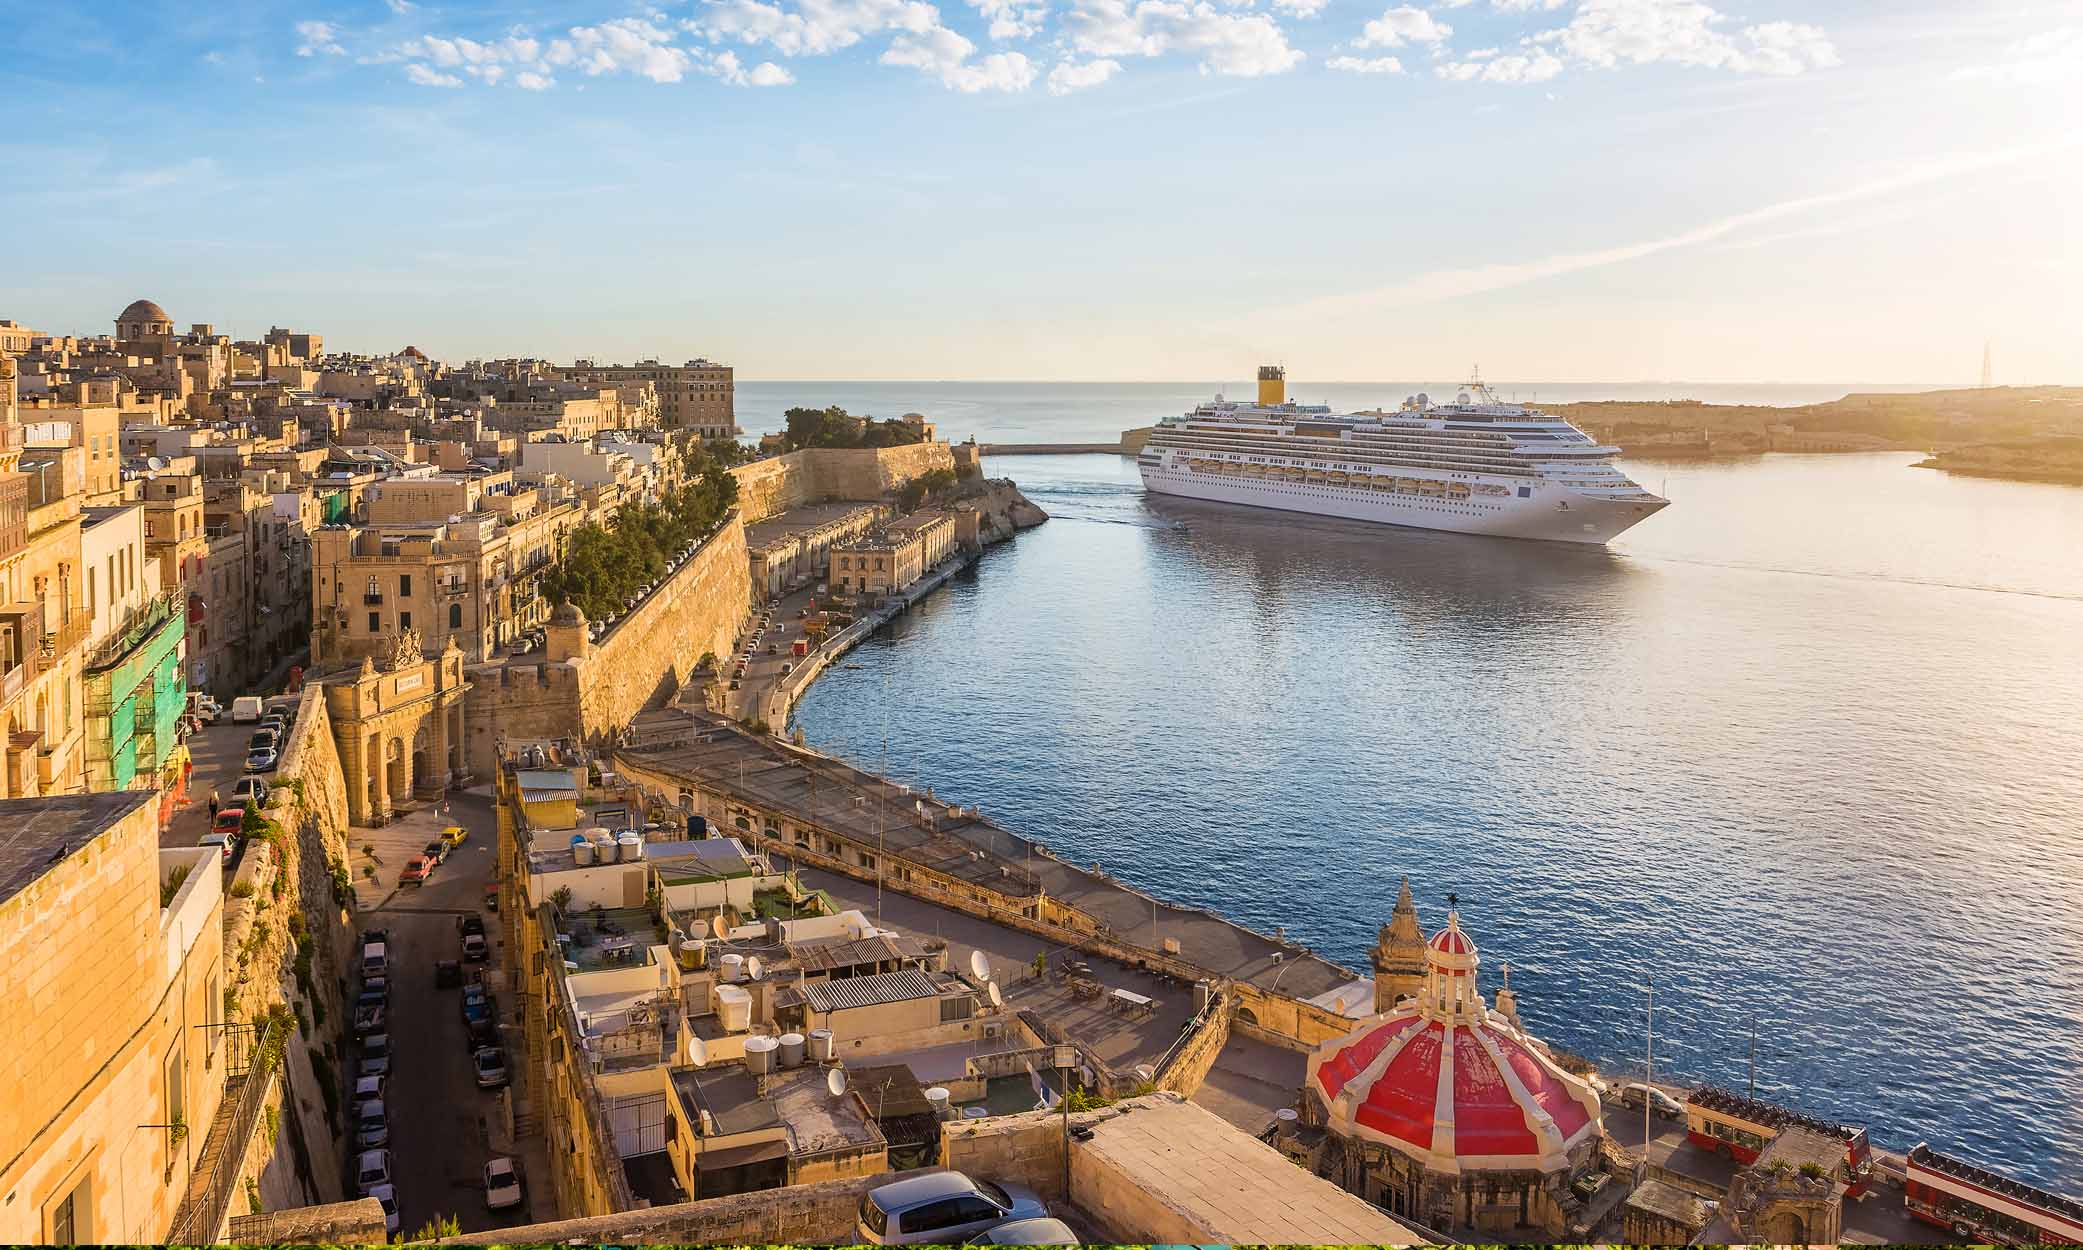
[1055,1044,1076,1204]
[1641,974,1654,1185]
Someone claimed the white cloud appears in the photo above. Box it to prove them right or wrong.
[1535,0,1836,76]
[1491,0,1564,10]
[1064,0,1304,76]
[544,17,693,82]
[1354,5,1450,48]
[1270,0,1329,18]
[691,0,939,56]
[1953,25,2083,85]
[384,0,416,12]
[708,49,797,84]
[1327,54,1403,73]
[295,20,346,57]
[1436,47,1561,81]
[971,0,1048,40]
[515,70,556,89]
[405,63,462,86]
[1047,56,1121,91]
[882,26,1037,89]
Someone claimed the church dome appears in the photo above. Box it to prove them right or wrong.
[1306,912,1601,1174]
[119,298,171,324]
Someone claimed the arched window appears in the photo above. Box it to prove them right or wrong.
[449,603,462,629]
[733,815,751,831]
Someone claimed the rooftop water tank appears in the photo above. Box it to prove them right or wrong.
[744,1034,778,1076]
[778,1032,806,1069]
[719,953,745,983]
[715,983,752,1033]
[618,832,644,861]
[961,1106,989,1120]
[572,837,595,866]
[676,937,706,970]
[808,1029,835,1062]
[924,1087,952,1120]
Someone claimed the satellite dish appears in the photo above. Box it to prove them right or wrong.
[987,981,1002,1008]
[827,1067,847,1097]
[746,956,764,981]
[710,914,730,940]
[969,951,991,981]
[689,1034,709,1067]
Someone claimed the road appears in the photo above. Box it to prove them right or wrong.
[351,792,543,1237]
[721,583,821,723]
[164,708,295,870]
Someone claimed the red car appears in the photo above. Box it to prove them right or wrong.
[400,855,435,885]
[212,807,245,837]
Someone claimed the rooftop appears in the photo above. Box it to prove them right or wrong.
[670,1063,782,1137]
[745,502,884,553]
[1627,1178,1714,1228]
[0,792,154,908]
[778,967,954,1015]
[770,1065,886,1156]
[620,714,1353,1000]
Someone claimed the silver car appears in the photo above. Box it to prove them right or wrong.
[857,1172,1048,1245]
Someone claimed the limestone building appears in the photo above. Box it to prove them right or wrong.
[1277,910,1605,1236]
[560,358,736,438]
[0,792,226,1243]
[322,632,470,823]
[829,510,956,598]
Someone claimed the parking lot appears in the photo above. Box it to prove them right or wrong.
[349,792,547,1236]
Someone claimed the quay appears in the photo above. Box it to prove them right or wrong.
[978,441,1128,455]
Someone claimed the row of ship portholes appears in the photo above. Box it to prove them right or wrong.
[1173,461,1513,500]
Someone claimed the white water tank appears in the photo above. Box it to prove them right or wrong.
[779,1032,806,1068]
[618,832,644,861]
[719,953,744,983]
[715,984,752,1032]
[744,1034,778,1076]
[808,1029,834,1062]
[924,1087,952,1120]
[573,839,595,866]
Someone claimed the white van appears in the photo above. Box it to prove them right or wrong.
[231,696,265,723]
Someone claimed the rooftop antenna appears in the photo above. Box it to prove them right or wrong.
[970,950,992,982]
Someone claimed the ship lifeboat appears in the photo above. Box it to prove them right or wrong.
[1446,482,1471,498]
[1371,476,1396,491]
[1327,471,1349,483]
[1418,480,1446,496]
[1395,477,1421,492]
[1475,482,1510,496]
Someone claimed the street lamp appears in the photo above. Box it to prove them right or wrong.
[1055,1044,1077,1204]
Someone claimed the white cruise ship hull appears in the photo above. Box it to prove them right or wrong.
[1139,458,1665,544]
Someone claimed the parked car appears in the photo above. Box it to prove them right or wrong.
[360,974,388,1003]
[230,776,269,808]
[422,839,449,865]
[360,933,389,977]
[1613,1083,1685,1118]
[353,1074,386,1107]
[473,1046,509,1088]
[199,830,234,866]
[354,1000,386,1035]
[484,1157,524,1211]
[462,931,489,961]
[212,807,246,838]
[230,695,265,722]
[400,855,434,885]
[355,1100,390,1148]
[968,1218,1080,1246]
[355,1148,393,1195]
[459,913,485,938]
[358,1033,392,1078]
[245,746,278,772]
[435,959,464,989]
[367,1184,400,1237]
[857,1172,1048,1245]
[247,728,280,753]
[192,694,224,724]
[443,824,468,848]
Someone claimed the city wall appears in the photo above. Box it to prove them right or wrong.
[195,685,358,1237]
[464,444,953,771]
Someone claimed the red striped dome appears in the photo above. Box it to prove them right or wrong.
[1430,924,1476,957]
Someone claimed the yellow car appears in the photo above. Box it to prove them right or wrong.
[442,825,467,848]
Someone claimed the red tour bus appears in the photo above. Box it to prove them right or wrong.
[1684,1086,1874,1196]
[1906,1144,2083,1244]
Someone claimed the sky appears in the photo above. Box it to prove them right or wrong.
[1,0,2078,383]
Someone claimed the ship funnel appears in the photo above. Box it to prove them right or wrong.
[1257,365,1286,407]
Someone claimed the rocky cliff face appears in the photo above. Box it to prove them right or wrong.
[964,478,1048,544]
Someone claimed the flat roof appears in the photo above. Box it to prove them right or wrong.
[1072,1098,1420,1245]
[744,502,884,551]
[770,1065,885,1155]
[780,968,949,1014]
[669,1063,781,1138]
[0,792,154,908]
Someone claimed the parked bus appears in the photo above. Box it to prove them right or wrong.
[1685,1086,1874,1196]
[1906,1144,2083,1244]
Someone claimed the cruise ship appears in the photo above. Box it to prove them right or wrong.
[1137,366,1668,544]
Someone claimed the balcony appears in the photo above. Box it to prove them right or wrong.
[0,476,27,562]
[363,593,384,605]
[38,612,92,663]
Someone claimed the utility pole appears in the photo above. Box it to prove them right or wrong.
[1642,974,1654,1183]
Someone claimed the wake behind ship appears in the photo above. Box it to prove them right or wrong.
[1137,366,1669,544]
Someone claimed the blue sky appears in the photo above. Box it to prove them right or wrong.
[2,0,2077,382]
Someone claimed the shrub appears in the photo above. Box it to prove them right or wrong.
[160,863,190,907]
[230,881,256,899]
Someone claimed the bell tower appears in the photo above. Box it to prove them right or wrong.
[1372,877,1426,1012]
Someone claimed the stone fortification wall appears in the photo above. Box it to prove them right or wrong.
[204,685,360,1234]
[1155,987,1230,1098]
[427,1168,939,1245]
[580,513,749,737]
[730,443,958,523]
[461,660,584,780]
